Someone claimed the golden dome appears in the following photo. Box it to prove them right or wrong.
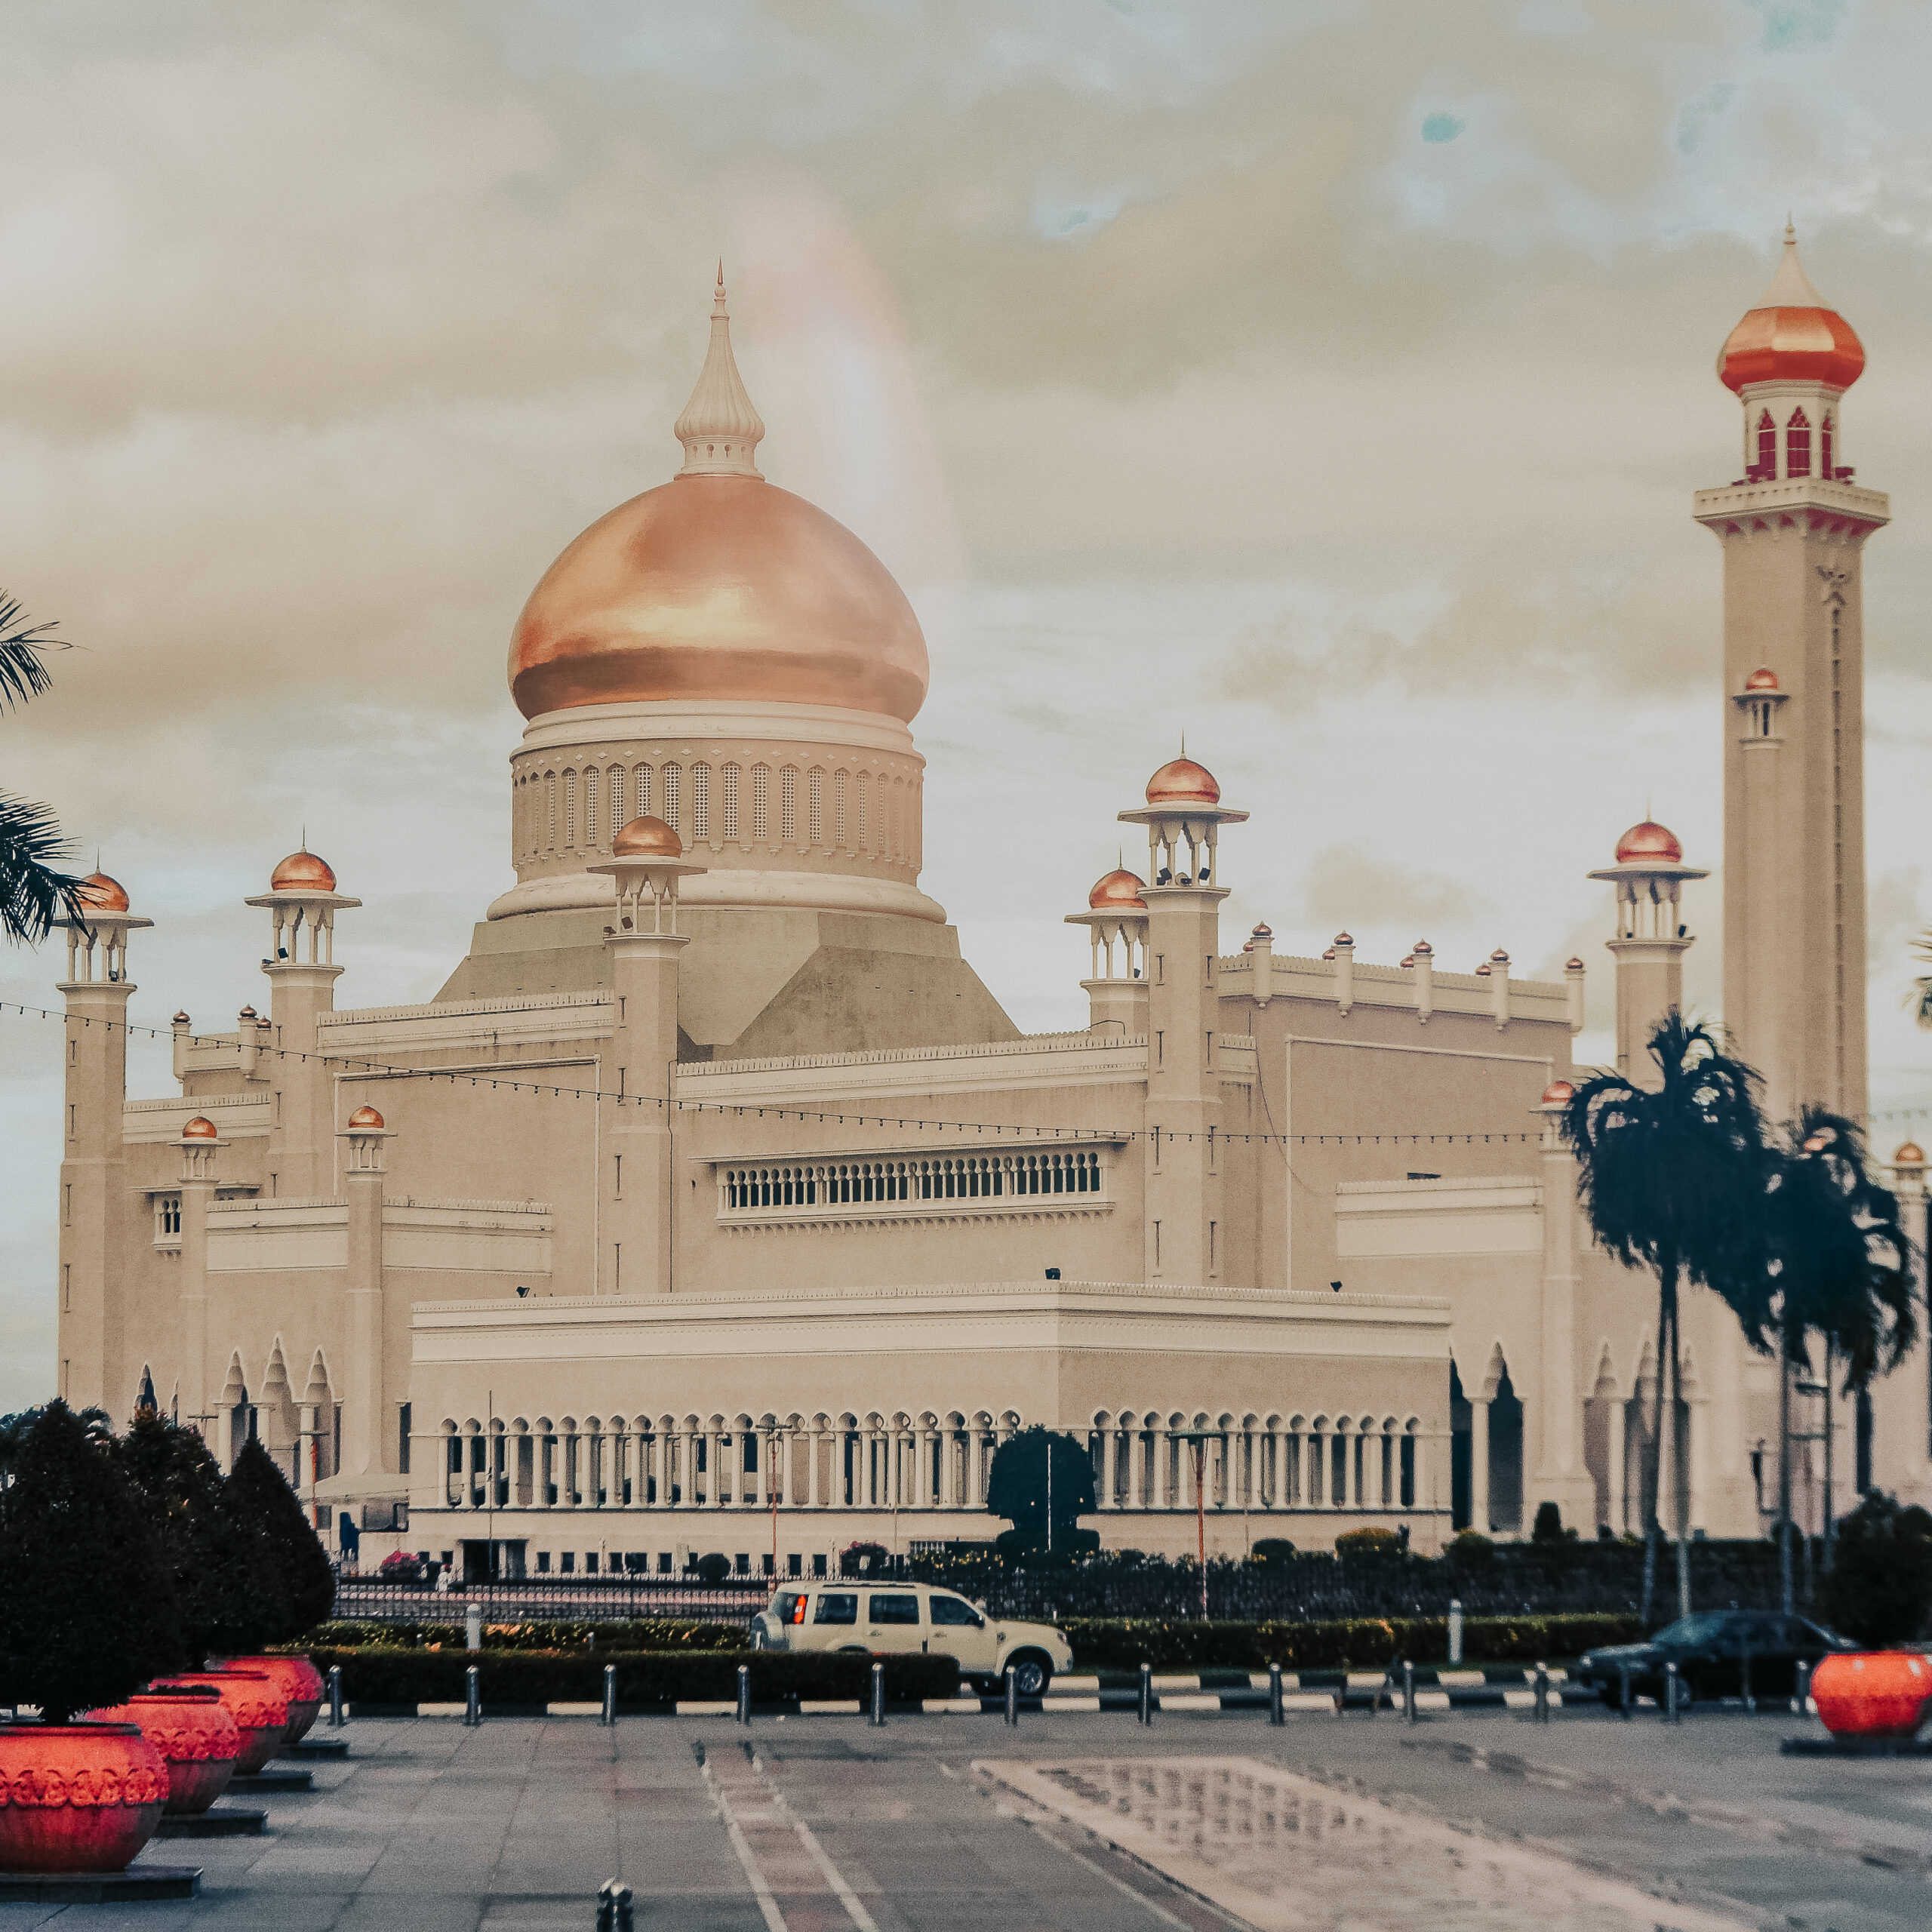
[270,849,337,893]
[1614,820,1683,865]
[1718,229,1864,394]
[1146,755,1220,806]
[1087,866,1146,910]
[1744,666,1780,692]
[1542,1080,1576,1106]
[1894,1141,1926,1168]
[347,1105,385,1130]
[75,872,129,913]
[612,815,685,860]
[182,1116,217,1140]
[509,478,929,724]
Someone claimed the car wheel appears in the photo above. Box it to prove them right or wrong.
[1008,1652,1052,1698]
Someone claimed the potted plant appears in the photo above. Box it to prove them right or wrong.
[203,1438,337,1745]
[0,1402,178,1872]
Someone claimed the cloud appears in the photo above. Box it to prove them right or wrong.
[1300,842,1490,934]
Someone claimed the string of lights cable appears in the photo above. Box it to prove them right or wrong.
[2,1000,1555,1147]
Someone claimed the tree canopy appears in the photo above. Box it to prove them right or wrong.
[207,1437,337,1651]
[985,1426,1098,1557]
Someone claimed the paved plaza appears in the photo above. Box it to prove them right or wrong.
[8,1708,1932,1931]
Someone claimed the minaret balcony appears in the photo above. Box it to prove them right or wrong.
[1693,473,1888,534]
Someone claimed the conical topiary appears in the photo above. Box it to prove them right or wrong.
[206,1439,336,1651]
[0,1401,182,1722]
[115,1409,242,1666]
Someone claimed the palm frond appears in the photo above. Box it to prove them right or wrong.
[0,792,84,945]
[0,593,69,712]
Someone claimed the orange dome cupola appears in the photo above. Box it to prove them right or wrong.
[1614,820,1684,866]
[181,1116,218,1140]
[611,816,685,860]
[1744,666,1780,692]
[1718,226,1865,395]
[269,848,337,894]
[1145,755,1220,807]
[346,1105,385,1131]
[507,273,929,725]
[75,872,130,914]
[1087,867,1147,911]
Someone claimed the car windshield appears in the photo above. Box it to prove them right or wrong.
[1651,1612,1731,1647]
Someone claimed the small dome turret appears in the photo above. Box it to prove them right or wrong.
[1087,867,1146,910]
[270,849,337,893]
[181,1116,217,1140]
[1145,755,1220,806]
[612,816,685,860]
[347,1105,385,1130]
[76,872,130,913]
[1614,820,1684,866]
[1718,227,1865,394]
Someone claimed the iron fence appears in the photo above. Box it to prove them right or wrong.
[331,1577,773,1623]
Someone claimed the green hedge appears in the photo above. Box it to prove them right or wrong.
[1062,1614,1643,1671]
[307,1647,956,1709]
[300,1619,747,1653]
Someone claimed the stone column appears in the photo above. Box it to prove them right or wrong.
[1102,1427,1118,1510]
[1607,1397,1626,1534]
[808,1423,823,1508]
[1534,1087,1591,1525]
[1471,1398,1492,1532]
[177,1130,218,1442]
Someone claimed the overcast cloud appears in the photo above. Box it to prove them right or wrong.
[5,0,1932,1404]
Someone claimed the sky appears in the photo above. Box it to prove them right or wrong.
[5,0,1932,1409]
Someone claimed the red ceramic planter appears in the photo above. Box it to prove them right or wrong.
[214,1654,324,1744]
[91,1687,240,1815]
[1810,1651,1932,1738]
[0,1721,168,1874]
[154,1670,288,1776]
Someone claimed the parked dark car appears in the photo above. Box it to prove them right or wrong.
[1574,1610,1857,1708]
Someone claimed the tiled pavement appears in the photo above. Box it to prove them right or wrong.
[6,1707,1932,1930]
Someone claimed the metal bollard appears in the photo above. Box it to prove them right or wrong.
[1534,1662,1549,1724]
[1664,1660,1681,1724]
[1794,1659,1812,1718]
[595,1878,633,1932]
[328,1664,344,1727]
[1741,1648,1755,1716]
[737,1663,752,1727]
[1139,1661,1153,1727]
[871,1660,887,1728]
[1403,1659,1416,1725]
[466,1602,483,1653]
[1447,1598,1463,1666]
[1618,1661,1632,1720]
[1004,1667,1018,1728]
[463,1663,481,1728]
[1268,1663,1284,1727]
[602,1663,617,1728]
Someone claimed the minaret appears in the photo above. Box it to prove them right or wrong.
[589,815,706,1295]
[1065,864,1149,1035]
[337,1103,392,1483]
[54,870,152,1413]
[244,848,359,1198]
[1695,226,1887,1127]
[1587,818,1708,1084]
[1119,754,1247,1284]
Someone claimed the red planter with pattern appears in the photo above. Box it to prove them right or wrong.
[1810,1651,1932,1739]
[155,1670,287,1776]
[91,1687,240,1815]
[214,1654,324,1745]
[0,1721,168,1873]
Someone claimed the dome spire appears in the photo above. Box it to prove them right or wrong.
[673,265,764,478]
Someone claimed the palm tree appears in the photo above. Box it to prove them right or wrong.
[0,592,83,944]
[1736,1109,1915,1607]
[1561,1014,1771,1623]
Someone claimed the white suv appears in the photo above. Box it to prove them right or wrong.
[749,1580,1072,1696]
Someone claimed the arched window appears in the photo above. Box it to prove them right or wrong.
[780,765,798,844]
[808,768,824,847]
[856,773,869,853]
[583,766,598,849]
[1820,413,1834,479]
[545,773,557,852]
[661,763,680,832]
[751,764,769,842]
[564,770,577,849]
[1786,406,1811,479]
[691,762,710,840]
[633,764,651,822]
[834,770,848,849]
[608,764,625,840]
[720,763,739,841]
[1755,409,1776,478]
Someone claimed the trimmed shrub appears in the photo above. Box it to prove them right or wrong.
[308,1647,957,1709]
[116,1409,240,1665]
[1250,1539,1296,1566]
[299,1618,749,1652]
[1820,1491,1932,1648]
[694,1552,731,1584]
[0,1401,183,1721]
[1060,1613,1642,1672]
[1334,1527,1402,1558]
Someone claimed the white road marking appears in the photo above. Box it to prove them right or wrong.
[697,1756,787,1932]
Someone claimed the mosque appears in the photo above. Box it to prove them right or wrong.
[50,238,1932,1578]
